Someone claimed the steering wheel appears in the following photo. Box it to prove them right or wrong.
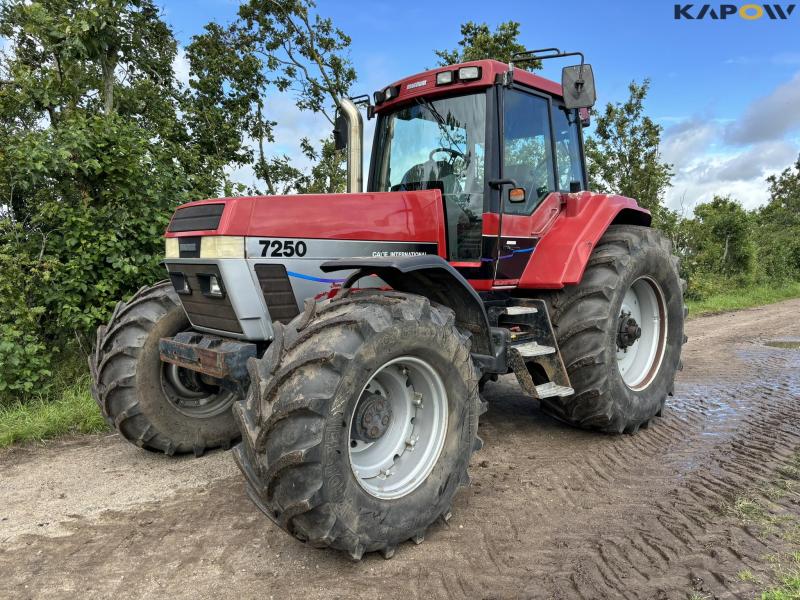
[428,147,466,164]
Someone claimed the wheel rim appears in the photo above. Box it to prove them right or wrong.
[348,356,448,500]
[161,362,235,419]
[616,277,668,390]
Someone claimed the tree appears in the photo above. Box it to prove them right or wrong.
[0,0,196,395]
[0,0,360,397]
[180,22,261,198]
[435,21,536,67]
[185,0,355,196]
[755,157,800,279]
[686,196,754,278]
[584,80,673,225]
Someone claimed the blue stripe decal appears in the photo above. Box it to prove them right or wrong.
[480,246,536,262]
[286,270,347,284]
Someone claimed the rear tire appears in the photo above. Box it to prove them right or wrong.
[539,225,686,433]
[89,281,240,455]
[232,291,482,559]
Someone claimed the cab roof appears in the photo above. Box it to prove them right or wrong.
[373,59,563,114]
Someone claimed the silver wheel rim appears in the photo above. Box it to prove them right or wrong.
[348,356,448,500]
[616,277,667,390]
[161,362,235,419]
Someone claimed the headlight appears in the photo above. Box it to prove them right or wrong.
[200,236,245,258]
[165,237,179,258]
[458,66,482,81]
[436,70,455,86]
[208,275,223,297]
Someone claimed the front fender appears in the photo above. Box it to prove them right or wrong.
[321,255,493,356]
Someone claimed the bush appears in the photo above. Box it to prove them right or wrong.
[0,114,185,401]
[0,240,52,397]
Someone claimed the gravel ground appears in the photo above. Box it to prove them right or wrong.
[2,299,799,599]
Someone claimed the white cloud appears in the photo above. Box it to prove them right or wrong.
[172,47,190,88]
[0,35,14,63]
[661,72,800,213]
[714,141,797,181]
[668,168,783,213]
[663,124,798,211]
[725,71,800,144]
[661,118,718,167]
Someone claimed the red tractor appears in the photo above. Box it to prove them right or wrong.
[90,49,685,560]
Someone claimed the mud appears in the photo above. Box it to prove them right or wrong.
[2,299,800,599]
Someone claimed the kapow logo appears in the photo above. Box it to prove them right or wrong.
[674,3,796,18]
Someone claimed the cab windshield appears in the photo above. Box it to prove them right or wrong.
[371,92,487,260]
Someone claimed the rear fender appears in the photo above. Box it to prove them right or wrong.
[520,192,651,289]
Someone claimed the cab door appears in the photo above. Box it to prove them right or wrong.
[493,87,557,284]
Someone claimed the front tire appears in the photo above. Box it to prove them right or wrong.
[540,225,686,433]
[89,281,240,455]
[232,291,482,559]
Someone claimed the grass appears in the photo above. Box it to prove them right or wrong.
[738,569,757,582]
[687,280,800,317]
[761,553,800,600]
[721,452,800,599]
[0,366,107,449]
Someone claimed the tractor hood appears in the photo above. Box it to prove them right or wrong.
[165,191,447,250]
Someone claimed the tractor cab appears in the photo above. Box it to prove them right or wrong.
[336,50,596,284]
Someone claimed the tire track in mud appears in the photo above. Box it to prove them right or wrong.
[453,309,800,599]
[1,302,799,600]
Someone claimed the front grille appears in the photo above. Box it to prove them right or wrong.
[254,264,299,324]
[168,204,224,233]
[166,263,242,333]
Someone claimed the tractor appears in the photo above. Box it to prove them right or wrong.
[90,49,686,560]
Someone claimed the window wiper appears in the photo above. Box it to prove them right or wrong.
[414,96,467,163]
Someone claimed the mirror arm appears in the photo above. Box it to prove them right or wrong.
[507,48,592,106]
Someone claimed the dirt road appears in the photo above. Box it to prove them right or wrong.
[2,300,800,599]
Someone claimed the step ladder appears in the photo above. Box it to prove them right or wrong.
[504,305,538,316]
[534,382,574,398]
[514,341,555,358]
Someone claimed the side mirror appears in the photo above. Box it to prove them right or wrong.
[333,110,349,151]
[562,64,596,110]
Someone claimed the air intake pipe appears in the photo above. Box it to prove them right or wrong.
[333,98,364,193]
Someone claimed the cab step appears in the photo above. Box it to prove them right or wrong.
[535,382,574,398]
[514,341,556,358]
[505,305,538,316]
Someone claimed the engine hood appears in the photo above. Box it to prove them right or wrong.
[165,191,446,246]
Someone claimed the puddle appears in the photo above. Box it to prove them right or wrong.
[764,340,800,349]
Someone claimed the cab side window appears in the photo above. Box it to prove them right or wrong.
[502,90,555,215]
[552,106,585,191]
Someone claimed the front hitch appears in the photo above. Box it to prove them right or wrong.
[159,332,257,396]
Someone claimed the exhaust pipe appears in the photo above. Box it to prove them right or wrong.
[334,98,363,193]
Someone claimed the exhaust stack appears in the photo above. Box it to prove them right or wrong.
[334,98,364,193]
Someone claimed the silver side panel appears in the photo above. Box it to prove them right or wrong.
[166,238,438,341]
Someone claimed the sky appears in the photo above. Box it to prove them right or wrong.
[43,1,800,212]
